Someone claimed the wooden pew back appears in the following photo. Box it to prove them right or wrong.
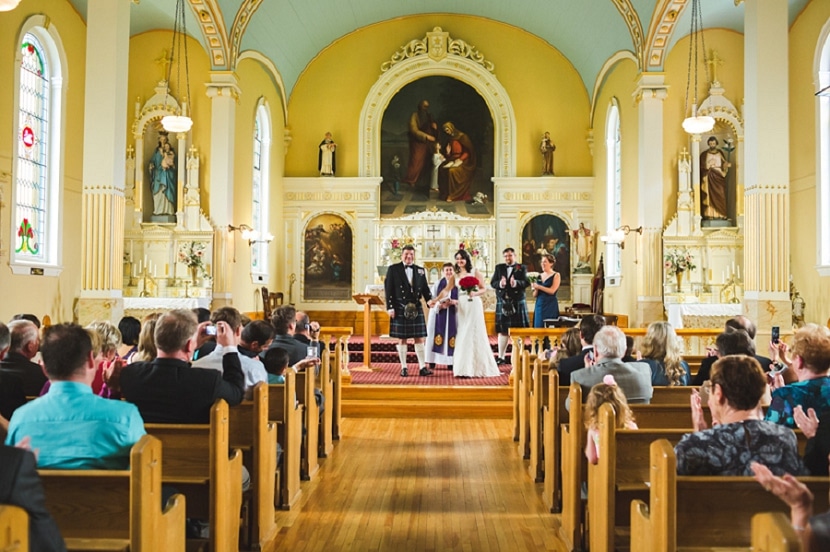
[39,434,186,551]
[559,383,584,551]
[0,505,27,552]
[144,400,242,552]
[751,512,802,552]
[268,370,303,509]
[296,369,320,480]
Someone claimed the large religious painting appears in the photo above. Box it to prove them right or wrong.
[380,76,494,219]
[303,214,353,301]
[521,215,571,302]
[143,125,178,224]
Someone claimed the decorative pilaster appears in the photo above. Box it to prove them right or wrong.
[742,0,791,335]
[633,74,669,325]
[77,0,130,324]
[206,73,240,305]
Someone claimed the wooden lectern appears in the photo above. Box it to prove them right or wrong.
[352,293,384,371]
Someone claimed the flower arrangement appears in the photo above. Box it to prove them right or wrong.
[386,236,415,262]
[664,248,696,276]
[458,239,481,258]
[458,275,480,301]
[178,241,209,277]
[526,271,541,284]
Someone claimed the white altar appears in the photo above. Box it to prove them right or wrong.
[667,303,742,329]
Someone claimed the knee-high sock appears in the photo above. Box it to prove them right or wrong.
[414,343,426,369]
[397,343,409,367]
[498,334,509,358]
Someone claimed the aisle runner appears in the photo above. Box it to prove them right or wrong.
[348,362,510,386]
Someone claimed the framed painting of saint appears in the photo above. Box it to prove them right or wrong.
[521,214,571,302]
[303,214,353,301]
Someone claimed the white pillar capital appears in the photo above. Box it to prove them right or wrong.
[633,73,669,103]
[205,72,241,101]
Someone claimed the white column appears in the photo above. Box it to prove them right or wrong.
[77,0,130,324]
[633,74,669,326]
[206,73,241,305]
[742,0,791,336]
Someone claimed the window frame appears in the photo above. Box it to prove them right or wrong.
[816,20,830,276]
[605,98,622,285]
[250,100,271,283]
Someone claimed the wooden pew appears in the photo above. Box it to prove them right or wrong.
[558,383,585,551]
[528,355,546,482]
[630,439,830,551]
[39,434,186,552]
[268,371,303,509]
[751,512,802,552]
[144,400,243,552]
[542,369,568,512]
[320,326,352,442]
[229,382,278,550]
[296,368,320,480]
[587,403,690,552]
[317,342,334,458]
[517,349,534,459]
[0,505,28,552]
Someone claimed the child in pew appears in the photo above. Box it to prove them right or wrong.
[583,375,638,464]
[262,347,318,385]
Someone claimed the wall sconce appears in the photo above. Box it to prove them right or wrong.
[228,224,274,246]
[600,225,643,249]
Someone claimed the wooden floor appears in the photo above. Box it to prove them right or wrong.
[271,417,567,551]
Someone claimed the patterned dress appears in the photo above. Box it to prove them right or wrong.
[765,376,830,428]
[674,420,806,476]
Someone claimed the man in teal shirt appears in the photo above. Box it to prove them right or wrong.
[5,323,145,469]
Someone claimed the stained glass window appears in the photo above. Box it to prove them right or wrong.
[15,33,49,261]
[251,104,270,277]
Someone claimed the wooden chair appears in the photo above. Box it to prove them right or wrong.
[0,505,28,552]
[630,439,830,551]
[268,371,303,509]
[39,434,186,552]
[144,400,243,552]
[260,286,284,320]
[229,382,278,550]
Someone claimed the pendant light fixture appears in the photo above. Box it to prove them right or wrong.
[0,0,22,11]
[682,0,715,135]
[161,0,193,133]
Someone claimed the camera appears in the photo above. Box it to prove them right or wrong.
[205,325,217,336]
[771,326,780,344]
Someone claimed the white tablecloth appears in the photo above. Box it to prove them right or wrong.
[123,297,212,311]
[667,303,742,329]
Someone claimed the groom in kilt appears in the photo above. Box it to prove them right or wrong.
[385,245,436,377]
[490,247,530,365]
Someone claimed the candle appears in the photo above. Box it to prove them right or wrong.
[137,260,142,274]
[153,266,157,278]
[708,269,712,281]
[722,270,725,283]
[165,263,169,276]
[737,265,741,279]
[144,255,148,268]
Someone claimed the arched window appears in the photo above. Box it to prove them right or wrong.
[251,102,271,280]
[12,21,64,274]
[817,23,830,274]
[605,100,622,280]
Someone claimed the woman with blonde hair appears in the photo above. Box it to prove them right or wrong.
[583,375,637,464]
[551,327,581,369]
[133,313,161,363]
[639,321,691,386]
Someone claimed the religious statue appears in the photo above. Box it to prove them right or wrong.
[540,131,555,175]
[149,131,177,217]
[318,132,336,176]
[572,222,593,272]
[700,136,730,220]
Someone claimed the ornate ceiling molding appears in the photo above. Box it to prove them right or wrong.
[381,27,494,74]
[229,0,263,71]
[644,0,688,70]
[188,0,230,69]
[611,0,646,69]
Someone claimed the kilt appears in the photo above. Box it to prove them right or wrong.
[495,298,530,334]
[390,305,427,338]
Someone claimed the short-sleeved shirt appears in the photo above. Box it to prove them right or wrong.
[5,381,146,469]
[675,419,806,476]
[765,377,830,428]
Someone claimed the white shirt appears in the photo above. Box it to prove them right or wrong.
[192,344,268,399]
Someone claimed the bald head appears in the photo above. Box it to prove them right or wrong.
[8,320,39,359]
[726,315,756,340]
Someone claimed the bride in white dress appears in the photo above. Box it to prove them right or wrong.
[448,249,501,378]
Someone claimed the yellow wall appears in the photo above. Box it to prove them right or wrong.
[789,0,830,326]
[285,15,593,178]
[0,0,87,322]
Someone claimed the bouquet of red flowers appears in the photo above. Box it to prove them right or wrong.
[458,275,479,301]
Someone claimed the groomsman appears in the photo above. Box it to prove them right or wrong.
[385,245,435,377]
[490,247,530,365]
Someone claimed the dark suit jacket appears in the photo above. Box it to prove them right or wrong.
[556,347,593,386]
[0,370,25,420]
[120,354,244,424]
[571,357,653,404]
[490,263,529,302]
[384,262,432,314]
[0,445,66,551]
[692,353,773,386]
[0,352,47,397]
[264,334,309,367]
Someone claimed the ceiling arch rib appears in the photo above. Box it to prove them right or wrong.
[187,0,230,70]
[644,0,688,71]
[611,0,646,70]
[230,0,263,71]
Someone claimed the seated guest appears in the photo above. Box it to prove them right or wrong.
[0,322,25,422]
[5,323,145,469]
[677,354,805,476]
[789,404,830,476]
[294,311,322,361]
[571,326,653,405]
[638,321,691,386]
[550,327,580,368]
[239,320,274,358]
[0,444,65,551]
[10,313,41,328]
[765,324,830,429]
[116,316,141,362]
[191,307,215,360]
[622,335,636,363]
[0,319,46,396]
[192,307,267,398]
[262,347,319,385]
[133,313,160,362]
[86,320,122,394]
[264,306,308,366]
[117,310,245,424]
[693,315,772,385]
[557,314,606,385]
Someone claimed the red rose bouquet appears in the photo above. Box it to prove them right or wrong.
[458,275,480,301]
